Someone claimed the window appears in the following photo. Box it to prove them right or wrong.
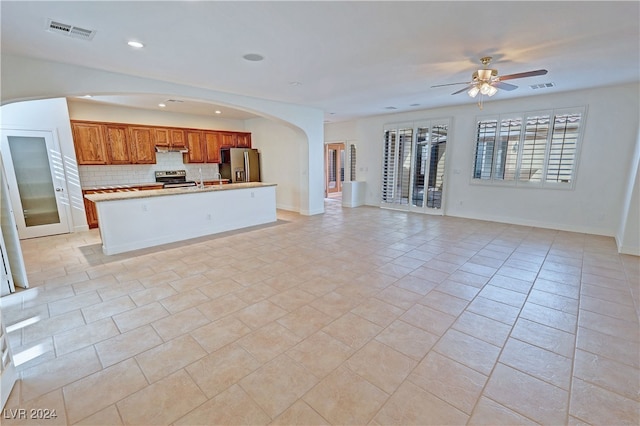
[472,107,585,187]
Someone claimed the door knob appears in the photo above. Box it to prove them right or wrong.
[55,188,63,192]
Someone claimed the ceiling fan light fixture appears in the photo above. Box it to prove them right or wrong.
[432,55,548,109]
[477,69,493,80]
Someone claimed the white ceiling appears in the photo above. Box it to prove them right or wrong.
[1,1,638,122]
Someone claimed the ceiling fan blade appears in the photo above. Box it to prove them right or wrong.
[498,69,548,81]
[494,81,518,91]
[451,85,474,95]
[431,81,471,88]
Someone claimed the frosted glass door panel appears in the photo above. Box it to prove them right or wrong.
[8,136,60,227]
[1,129,70,239]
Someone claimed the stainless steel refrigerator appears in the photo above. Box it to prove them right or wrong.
[220,148,261,183]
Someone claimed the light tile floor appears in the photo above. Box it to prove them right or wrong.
[1,200,639,425]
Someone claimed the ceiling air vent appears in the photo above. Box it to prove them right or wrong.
[47,19,96,41]
[530,82,555,90]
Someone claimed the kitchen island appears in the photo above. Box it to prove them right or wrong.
[85,182,277,255]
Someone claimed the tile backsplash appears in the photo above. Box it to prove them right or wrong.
[78,152,221,187]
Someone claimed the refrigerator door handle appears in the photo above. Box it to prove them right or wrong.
[244,151,250,182]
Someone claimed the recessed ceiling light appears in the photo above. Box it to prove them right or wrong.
[80,94,92,98]
[127,41,144,48]
[158,103,166,108]
[215,110,222,114]
[289,81,302,86]
[243,53,264,62]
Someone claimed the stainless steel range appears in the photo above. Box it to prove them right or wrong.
[155,170,197,188]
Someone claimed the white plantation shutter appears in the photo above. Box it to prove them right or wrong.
[396,129,412,205]
[472,107,585,188]
[473,119,498,180]
[495,118,521,181]
[381,129,398,203]
[381,127,412,205]
[546,112,581,183]
[519,114,550,182]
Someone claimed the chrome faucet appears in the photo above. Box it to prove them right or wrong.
[214,172,222,186]
[198,168,204,189]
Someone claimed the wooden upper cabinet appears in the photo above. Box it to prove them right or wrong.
[153,128,185,149]
[203,131,222,163]
[170,129,186,148]
[236,133,252,148]
[129,127,157,164]
[154,128,170,147]
[184,130,205,163]
[104,125,130,164]
[71,120,251,165]
[218,132,237,148]
[71,122,108,165]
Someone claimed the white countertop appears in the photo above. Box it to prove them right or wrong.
[85,182,277,203]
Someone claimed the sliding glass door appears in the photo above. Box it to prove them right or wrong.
[381,120,449,214]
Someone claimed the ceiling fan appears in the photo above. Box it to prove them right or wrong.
[431,56,548,108]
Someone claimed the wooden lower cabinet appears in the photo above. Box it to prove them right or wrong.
[83,185,162,228]
[82,190,100,229]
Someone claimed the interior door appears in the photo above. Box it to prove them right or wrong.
[0,311,18,410]
[325,143,345,196]
[0,129,71,239]
[0,155,29,289]
[0,233,14,296]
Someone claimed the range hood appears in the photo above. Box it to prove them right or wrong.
[155,146,189,153]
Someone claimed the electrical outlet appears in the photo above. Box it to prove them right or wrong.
[206,213,212,220]
[251,192,255,198]
[142,204,148,212]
